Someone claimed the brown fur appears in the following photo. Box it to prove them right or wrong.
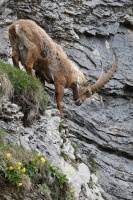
[8,19,118,116]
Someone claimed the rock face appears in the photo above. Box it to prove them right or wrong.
[0,0,133,200]
[0,100,105,200]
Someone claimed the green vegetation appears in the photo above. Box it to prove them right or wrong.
[0,129,75,199]
[59,119,66,132]
[71,142,78,155]
[89,156,97,174]
[60,151,69,161]
[39,183,51,196]
[88,179,95,189]
[0,60,47,114]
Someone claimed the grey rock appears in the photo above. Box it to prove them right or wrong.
[124,14,133,28]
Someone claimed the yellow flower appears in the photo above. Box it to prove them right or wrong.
[6,153,11,158]
[41,157,46,163]
[18,182,22,187]
[22,167,26,173]
[37,152,41,157]
[68,169,73,174]
[17,162,22,167]
[70,187,74,193]
[9,166,14,171]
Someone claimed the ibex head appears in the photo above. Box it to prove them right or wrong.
[75,52,118,106]
[75,81,92,106]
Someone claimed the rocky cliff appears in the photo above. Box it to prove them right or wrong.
[0,0,133,200]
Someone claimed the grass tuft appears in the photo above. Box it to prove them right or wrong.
[0,60,47,113]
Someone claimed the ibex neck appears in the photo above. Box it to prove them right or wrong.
[70,62,86,88]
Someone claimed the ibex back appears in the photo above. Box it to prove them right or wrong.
[8,19,118,116]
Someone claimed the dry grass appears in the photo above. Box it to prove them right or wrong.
[0,73,13,103]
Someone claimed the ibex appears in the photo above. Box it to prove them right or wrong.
[8,19,118,116]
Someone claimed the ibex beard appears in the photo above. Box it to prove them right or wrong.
[8,19,118,116]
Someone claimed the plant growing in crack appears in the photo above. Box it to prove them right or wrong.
[88,179,95,189]
[71,142,79,156]
[60,151,69,161]
[39,183,51,196]
[89,156,97,174]
[59,119,66,132]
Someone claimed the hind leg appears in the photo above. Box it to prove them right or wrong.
[8,24,20,69]
[11,48,20,69]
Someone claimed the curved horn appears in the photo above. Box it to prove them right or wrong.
[91,52,118,93]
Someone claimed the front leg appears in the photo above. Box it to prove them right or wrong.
[24,50,37,76]
[55,83,64,116]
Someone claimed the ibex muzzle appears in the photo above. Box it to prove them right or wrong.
[8,19,118,116]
